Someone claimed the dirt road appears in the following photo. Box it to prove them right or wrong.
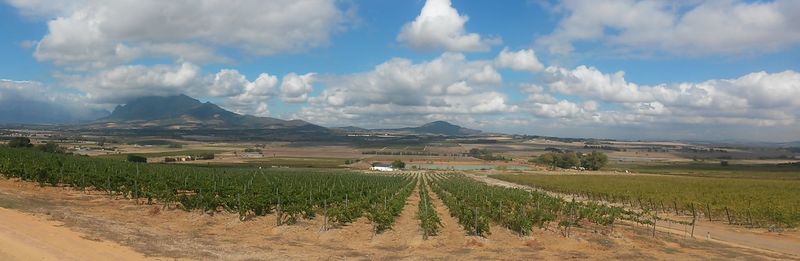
[471,173,800,258]
[0,207,156,261]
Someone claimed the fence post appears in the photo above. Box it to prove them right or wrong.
[725,207,732,225]
[690,203,697,238]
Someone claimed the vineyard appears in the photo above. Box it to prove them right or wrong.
[0,147,415,232]
[417,176,442,239]
[1,147,704,238]
[494,174,800,228]
[428,173,652,237]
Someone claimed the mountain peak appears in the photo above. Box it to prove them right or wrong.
[97,94,319,130]
[414,121,481,136]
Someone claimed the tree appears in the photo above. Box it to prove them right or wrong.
[8,137,32,148]
[534,153,558,170]
[391,160,406,169]
[580,151,608,170]
[557,152,579,169]
[36,142,65,154]
[127,155,147,163]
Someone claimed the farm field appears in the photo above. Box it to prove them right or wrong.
[607,162,800,180]
[1,146,796,259]
[493,173,800,229]
[96,150,226,161]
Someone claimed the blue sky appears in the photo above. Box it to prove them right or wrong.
[1,0,799,141]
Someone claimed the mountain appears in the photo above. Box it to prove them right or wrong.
[337,121,482,136]
[96,94,319,130]
[410,121,482,136]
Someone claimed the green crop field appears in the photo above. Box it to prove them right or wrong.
[429,173,653,237]
[607,162,800,180]
[0,147,413,231]
[494,174,800,228]
[0,146,665,237]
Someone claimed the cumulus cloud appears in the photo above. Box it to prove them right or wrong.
[535,65,800,126]
[65,62,202,103]
[8,0,349,69]
[224,73,279,117]
[397,0,499,52]
[543,65,653,103]
[280,73,316,103]
[295,53,513,127]
[538,0,800,56]
[62,62,295,116]
[495,48,544,72]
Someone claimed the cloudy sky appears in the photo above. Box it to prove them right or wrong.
[1,0,799,141]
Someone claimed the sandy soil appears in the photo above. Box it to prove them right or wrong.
[0,176,795,260]
[0,208,160,261]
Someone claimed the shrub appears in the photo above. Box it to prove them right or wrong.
[391,160,406,169]
[8,137,32,148]
[36,142,65,154]
[127,155,147,163]
[194,153,215,160]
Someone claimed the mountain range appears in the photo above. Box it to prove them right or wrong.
[96,94,316,130]
[90,94,481,136]
[334,121,481,136]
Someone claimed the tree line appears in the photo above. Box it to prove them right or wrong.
[532,151,608,170]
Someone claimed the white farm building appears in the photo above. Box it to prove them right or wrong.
[370,163,396,172]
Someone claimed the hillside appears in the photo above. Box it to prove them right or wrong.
[96,94,320,130]
[336,120,482,136]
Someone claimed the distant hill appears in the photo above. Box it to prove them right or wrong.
[409,121,482,136]
[337,121,482,136]
[95,94,322,130]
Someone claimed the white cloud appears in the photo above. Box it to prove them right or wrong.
[543,65,653,103]
[495,48,544,72]
[9,0,349,69]
[64,62,289,116]
[535,65,800,127]
[538,0,800,56]
[66,62,202,103]
[280,73,316,103]
[225,73,279,117]
[295,52,513,127]
[397,0,499,52]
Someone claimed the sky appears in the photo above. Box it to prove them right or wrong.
[0,0,799,142]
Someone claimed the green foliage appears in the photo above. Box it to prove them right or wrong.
[495,174,800,228]
[194,153,215,160]
[533,151,608,170]
[8,137,32,148]
[468,148,510,161]
[417,178,441,239]
[428,173,629,237]
[126,155,147,163]
[35,142,65,154]
[0,147,415,230]
[581,151,608,170]
[391,160,406,169]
